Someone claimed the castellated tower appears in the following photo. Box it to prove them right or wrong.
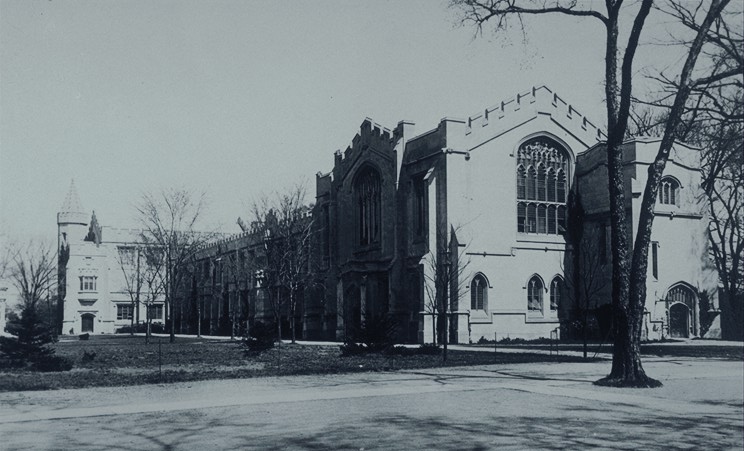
[57,180,88,246]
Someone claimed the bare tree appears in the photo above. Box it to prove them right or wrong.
[628,6,743,339]
[452,0,734,387]
[0,241,62,367]
[249,184,314,343]
[220,246,255,340]
[423,226,470,362]
[140,244,166,344]
[116,245,144,335]
[646,4,743,339]
[136,187,212,343]
[10,241,56,312]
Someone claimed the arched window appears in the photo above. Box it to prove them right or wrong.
[471,274,488,311]
[550,277,563,311]
[354,166,381,246]
[659,177,680,205]
[527,276,543,312]
[516,138,570,235]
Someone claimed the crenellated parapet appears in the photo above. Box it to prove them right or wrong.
[332,118,396,180]
[463,85,606,147]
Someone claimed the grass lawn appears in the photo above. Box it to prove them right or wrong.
[0,334,593,392]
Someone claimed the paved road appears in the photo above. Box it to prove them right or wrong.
[1,357,741,450]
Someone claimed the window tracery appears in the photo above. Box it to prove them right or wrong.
[355,166,381,246]
[516,138,570,235]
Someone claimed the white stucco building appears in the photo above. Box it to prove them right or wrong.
[57,182,165,335]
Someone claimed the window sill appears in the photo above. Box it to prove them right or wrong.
[654,209,703,220]
[516,234,566,245]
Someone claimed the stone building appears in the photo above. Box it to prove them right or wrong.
[58,86,720,342]
[57,182,165,335]
[311,86,719,343]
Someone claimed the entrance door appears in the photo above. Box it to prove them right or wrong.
[669,304,689,338]
[81,314,94,333]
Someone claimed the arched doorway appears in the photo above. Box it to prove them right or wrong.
[81,313,94,333]
[666,284,697,338]
[669,303,689,338]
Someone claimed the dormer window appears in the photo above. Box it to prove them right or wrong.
[659,177,680,206]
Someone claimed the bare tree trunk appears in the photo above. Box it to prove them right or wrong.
[230,291,235,340]
[130,298,135,336]
[145,304,151,345]
[582,308,589,360]
[290,285,296,344]
[197,295,202,338]
[431,314,436,345]
[274,287,283,342]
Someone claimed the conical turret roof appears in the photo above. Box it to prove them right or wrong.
[60,180,85,214]
[58,180,88,225]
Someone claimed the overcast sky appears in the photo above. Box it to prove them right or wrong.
[1,0,685,244]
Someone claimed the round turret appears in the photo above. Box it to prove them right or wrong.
[58,180,88,243]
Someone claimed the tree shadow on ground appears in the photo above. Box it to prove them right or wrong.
[48,405,742,451]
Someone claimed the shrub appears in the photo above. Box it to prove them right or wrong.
[243,321,276,354]
[82,350,97,363]
[339,341,368,356]
[32,355,73,372]
[0,303,72,372]
[348,313,399,353]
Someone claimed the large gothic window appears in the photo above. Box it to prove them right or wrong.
[471,273,488,311]
[516,138,570,234]
[355,166,381,246]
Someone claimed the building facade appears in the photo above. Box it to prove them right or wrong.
[57,182,165,335]
[311,86,720,343]
[58,86,721,341]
